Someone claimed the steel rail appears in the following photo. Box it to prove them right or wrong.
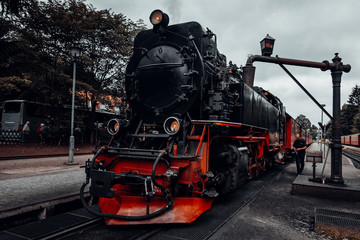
[343,150,360,165]
[39,217,103,240]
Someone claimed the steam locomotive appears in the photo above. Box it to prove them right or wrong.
[80,10,310,225]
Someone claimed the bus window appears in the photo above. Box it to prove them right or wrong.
[25,103,50,118]
[4,102,21,113]
[26,103,43,118]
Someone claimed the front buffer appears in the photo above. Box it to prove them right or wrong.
[80,146,213,225]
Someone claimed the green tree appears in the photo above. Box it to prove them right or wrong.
[1,0,144,105]
[0,0,145,141]
[295,114,311,131]
[0,0,32,16]
[340,104,357,135]
[310,124,318,139]
[348,84,360,106]
[0,76,32,103]
[0,7,35,106]
[325,121,332,138]
[351,112,360,133]
[340,84,360,134]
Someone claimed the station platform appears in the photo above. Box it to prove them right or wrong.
[292,142,360,201]
[0,154,92,221]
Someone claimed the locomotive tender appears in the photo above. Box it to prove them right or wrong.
[81,10,306,224]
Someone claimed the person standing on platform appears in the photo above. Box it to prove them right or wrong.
[22,121,31,142]
[293,133,307,174]
[23,121,30,133]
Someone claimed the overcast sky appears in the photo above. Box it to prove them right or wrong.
[87,0,358,126]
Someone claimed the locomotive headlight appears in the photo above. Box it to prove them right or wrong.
[150,10,163,25]
[150,10,169,30]
[163,117,181,135]
[107,119,121,135]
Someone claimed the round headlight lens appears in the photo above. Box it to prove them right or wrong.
[150,10,163,25]
[107,119,121,135]
[164,117,181,135]
[170,120,179,132]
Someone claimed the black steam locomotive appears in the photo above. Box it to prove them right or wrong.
[81,10,289,225]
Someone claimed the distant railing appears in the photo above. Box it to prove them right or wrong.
[0,129,108,145]
[0,130,41,144]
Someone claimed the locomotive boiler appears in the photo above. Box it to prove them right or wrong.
[81,10,288,225]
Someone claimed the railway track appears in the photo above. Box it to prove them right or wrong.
[343,149,360,169]
[0,207,102,240]
[0,165,286,240]
[60,165,288,240]
[36,216,103,240]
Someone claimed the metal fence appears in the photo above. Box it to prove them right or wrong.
[0,129,107,145]
[0,130,41,144]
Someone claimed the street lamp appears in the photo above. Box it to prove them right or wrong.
[243,34,276,87]
[67,46,82,165]
[260,34,275,56]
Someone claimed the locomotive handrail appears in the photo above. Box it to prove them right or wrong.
[105,147,167,160]
[137,62,184,69]
[107,147,164,153]
[130,133,170,138]
[191,120,268,131]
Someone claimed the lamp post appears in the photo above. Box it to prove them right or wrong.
[260,34,275,57]
[68,46,82,165]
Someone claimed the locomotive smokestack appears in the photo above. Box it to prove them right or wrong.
[242,64,256,87]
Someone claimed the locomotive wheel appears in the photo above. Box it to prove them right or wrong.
[229,169,237,191]
[217,168,237,195]
[237,151,248,185]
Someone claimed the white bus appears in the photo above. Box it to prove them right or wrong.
[1,100,121,142]
[1,100,46,132]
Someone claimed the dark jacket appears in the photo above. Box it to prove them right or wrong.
[293,139,306,155]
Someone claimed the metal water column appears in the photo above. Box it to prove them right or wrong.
[328,54,344,184]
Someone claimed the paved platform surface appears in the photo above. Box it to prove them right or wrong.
[0,154,92,212]
[292,142,360,200]
[209,143,360,240]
